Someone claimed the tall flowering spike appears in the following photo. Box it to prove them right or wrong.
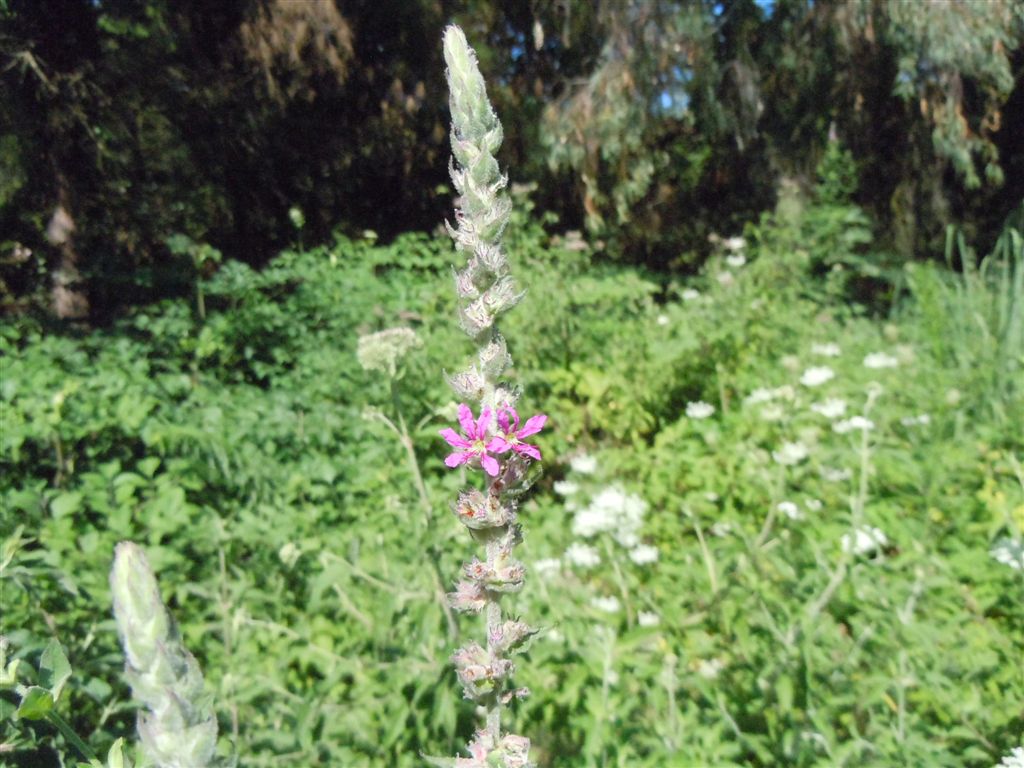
[110,542,218,768]
[430,25,540,768]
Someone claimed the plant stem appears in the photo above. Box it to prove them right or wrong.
[484,532,502,740]
[47,711,98,762]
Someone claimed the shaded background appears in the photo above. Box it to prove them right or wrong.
[2,0,1022,320]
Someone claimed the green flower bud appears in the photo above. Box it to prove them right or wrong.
[110,542,218,768]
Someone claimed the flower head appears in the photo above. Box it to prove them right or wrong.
[800,366,835,387]
[863,352,899,369]
[997,746,1024,768]
[492,406,547,461]
[772,441,809,466]
[990,538,1024,571]
[440,404,504,476]
[841,525,888,556]
[686,401,715,419]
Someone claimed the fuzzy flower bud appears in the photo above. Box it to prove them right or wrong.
[448,580,488,614]
[462,555,525,593]
[446,367,486,401]
[452,488,517,530]
[110,542,218,768]
[489,620,536,655]
[478,335,511,379]
[452,642,515,700]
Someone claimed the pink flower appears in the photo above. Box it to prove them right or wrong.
[492,407,547,461]
[440,404,504,476]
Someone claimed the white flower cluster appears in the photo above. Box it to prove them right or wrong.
[356,327,422,377]
[990,538,1024,571]
[744,385,795,406]
[833,416,875,434]
[996,746,1024,768]
[572,485,647,547]
[841,526,888,556]
[777,501,804,521]
[811,342,842,357]
[570,454,598,475]
[686,401,715,419]
[863,352,899,369]
[810,398,847,419]
[900,413,931,427]
[565,542,601,569]
[800,366,835,387]
[773,441,808,466]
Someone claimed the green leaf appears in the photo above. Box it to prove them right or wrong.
[106,737,129,768]
[777,674,794,713]
[39,639,72,701]
[50,492,83,518]
[16,685,54,719]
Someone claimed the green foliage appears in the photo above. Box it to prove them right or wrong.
[2,212,1021,765]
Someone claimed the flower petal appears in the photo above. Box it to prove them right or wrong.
[457,403,475,435]
[480,454,500,476]
[445,452,471,468]
[516,413,547,438]
[439,428,471,448]
[497,407,518,433]
[488,436,512,453]
[515,443,542,461]
[475,407,492,439]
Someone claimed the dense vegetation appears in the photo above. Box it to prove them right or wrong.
[2,2,1023,765]
[3,179,1022,763]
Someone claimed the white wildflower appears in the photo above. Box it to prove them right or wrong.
[810,398,847,419]
[570,454,598,475]
[356,327,421,377]
[820,466,852,483]
[800,366,835,387]
[777,501,803,521]
[704,491,720,503]
[773,441,808,466]
[725,253,747,268]
[760,404,786,422]
[833,416,875,434]
[553,480,579,496]
[696,658,725,680]
[533,558,562,576]
[716,271,735,287]
[710,521,732,537]
[723,236,746,251]
[564,543,601,568]
[811,342,841,357]
[545,628,564,643]
[572,485,647,547]
[681,288,701,301]
[629,545,660,565]
[990,538,1024,571]
[804,498,823,512]
[656,314,670,326]
[278,542,302,568]
[841,526,889,556]
[638,611,660,627]
[996,746,1024,768]
[686,401,715,419]
[863,352,899,369]
[591,595,621,613]
[745,388,775,405]
[900,414,931,427]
